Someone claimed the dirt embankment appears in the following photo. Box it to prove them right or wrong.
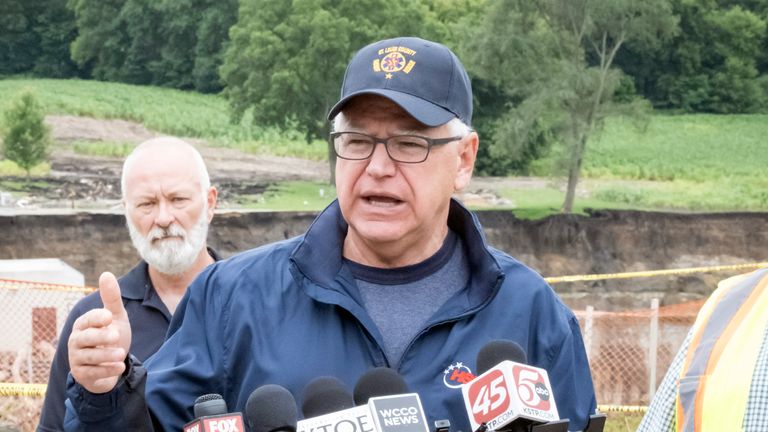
[2,116,767,311]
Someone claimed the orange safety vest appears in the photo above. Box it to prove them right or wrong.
[675,268,768,431]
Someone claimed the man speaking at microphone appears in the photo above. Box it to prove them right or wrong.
[64,36,596,431]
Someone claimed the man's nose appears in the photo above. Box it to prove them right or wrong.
[365,141,396,176]
[154,200,176,227]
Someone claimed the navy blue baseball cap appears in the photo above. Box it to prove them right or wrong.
[327,37,473,127]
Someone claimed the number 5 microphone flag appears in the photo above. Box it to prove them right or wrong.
[461,360,559,431]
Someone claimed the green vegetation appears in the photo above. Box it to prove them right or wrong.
[0,78,327,160]
[500,113,768,217]
[491,186,638,220]
[604,411,644,432]
[0,160,49,177]
[0,178,50,191]
[462,0,676,212]
[72,141,135,158]
[237,181,336,211]
[0,78,764,215]
[2,89,51,176]
[582,114,768,182]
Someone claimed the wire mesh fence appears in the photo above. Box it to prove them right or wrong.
[2,265,767,429]
[576,299,703,407]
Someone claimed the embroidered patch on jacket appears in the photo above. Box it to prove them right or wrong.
[443,361,476,389]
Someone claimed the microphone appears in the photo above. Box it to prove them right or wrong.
[476,340,527,375]
[354,368,430,432]
[245,384,299,432]
[301,376,355,418]
[461,340,566,432]
[297,375,375,432]
[184,393,245,432]
[584,413,607,432]
[353,367,409,406]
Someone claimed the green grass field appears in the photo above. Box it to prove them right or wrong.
[1,78,766,215]
[487,113,768,216]
[0,78,327,160]
[604,411,644,432]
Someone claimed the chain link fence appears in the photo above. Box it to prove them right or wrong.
[2,264,767,429]
[576,299,703,408]
[0,279,91,432]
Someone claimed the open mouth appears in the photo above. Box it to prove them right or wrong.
[364,195,403,207]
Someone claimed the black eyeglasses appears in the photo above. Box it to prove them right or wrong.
[330,131,463,164]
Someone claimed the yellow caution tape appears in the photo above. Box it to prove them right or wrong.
[0,383,47,397]
[597,404,648,413]
[0,278,95,293]
[545,262,768,284]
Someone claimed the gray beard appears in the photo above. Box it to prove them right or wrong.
[127,208,209,275]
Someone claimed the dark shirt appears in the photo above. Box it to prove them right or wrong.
[37,248,220,432]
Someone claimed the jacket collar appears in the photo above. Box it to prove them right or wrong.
[291,199,503,309]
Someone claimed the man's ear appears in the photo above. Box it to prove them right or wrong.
[206,186,218,221]
[454,131,479,192]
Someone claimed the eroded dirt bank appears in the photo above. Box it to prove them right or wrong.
[2,209,765,311]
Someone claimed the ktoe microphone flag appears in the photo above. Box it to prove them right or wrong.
[296,404,375,432]
[297,375,372,432]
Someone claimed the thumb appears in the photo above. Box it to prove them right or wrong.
[99,271,127,319]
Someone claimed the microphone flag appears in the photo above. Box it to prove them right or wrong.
[461,360,559,431]
[367,393,429,432]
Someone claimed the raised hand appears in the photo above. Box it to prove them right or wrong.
[68,272,133,394]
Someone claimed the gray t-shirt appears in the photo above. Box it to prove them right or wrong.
[346,230,470,367]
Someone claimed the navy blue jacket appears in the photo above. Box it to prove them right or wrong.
[66,200,596,431]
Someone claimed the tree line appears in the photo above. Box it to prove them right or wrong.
[2,0,767,210]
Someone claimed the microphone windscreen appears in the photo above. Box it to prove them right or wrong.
[245,384,298,432]
[476,340,528,375]
[301,376,354,418]
[194,393,228,418]
[353,367,409,406]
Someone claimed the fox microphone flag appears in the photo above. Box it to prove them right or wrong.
[461,360,559,431]
[184,393,245,432]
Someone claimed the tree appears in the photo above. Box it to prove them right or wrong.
[68,0,130,80]
[32,0,79,78]
[615,0,768,113]
[0,0,41,75]
[0,0,78,78]
[154,0,238,92]
[461,0,678,212]
[220,0,438,183]
[2,90,51,177]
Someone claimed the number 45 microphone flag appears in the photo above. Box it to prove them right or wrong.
[461,360,560,431]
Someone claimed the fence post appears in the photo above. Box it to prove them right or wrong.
[27,347,33,384]
[648,298,659,400]
[584,305,594,360]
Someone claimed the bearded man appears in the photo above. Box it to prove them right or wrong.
[37,137,220,432]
